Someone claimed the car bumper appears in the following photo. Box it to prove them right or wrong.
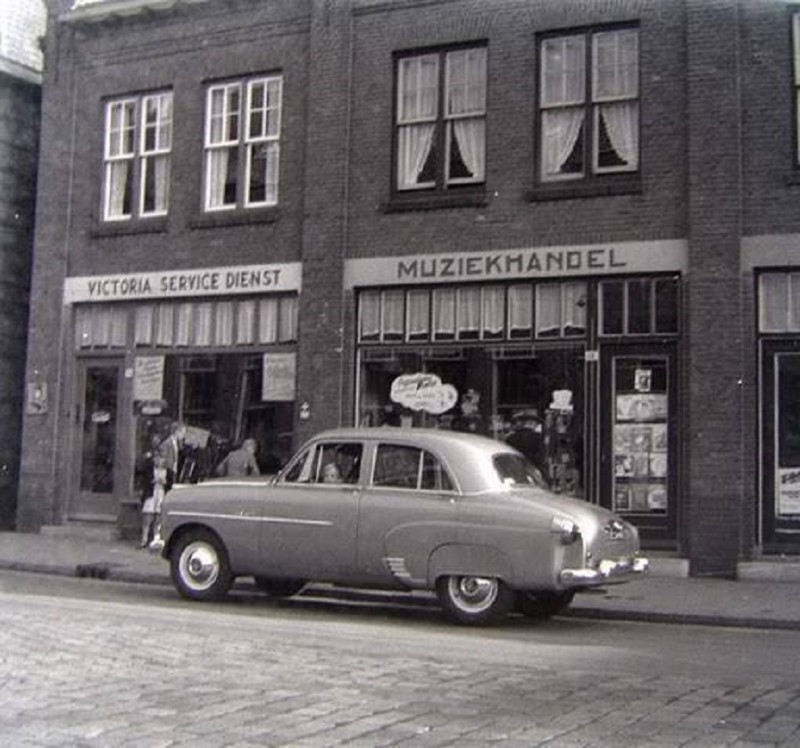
[559,555,649,587]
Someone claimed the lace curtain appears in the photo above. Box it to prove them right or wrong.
[447,48,486,181]
[397,55,438,189]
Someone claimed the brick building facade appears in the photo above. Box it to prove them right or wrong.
[0,0,45,529]
[17,0,800,576]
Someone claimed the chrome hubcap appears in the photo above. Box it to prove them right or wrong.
[449,576,498,613]
[180,542,219,591]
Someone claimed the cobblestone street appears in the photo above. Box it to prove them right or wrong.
[1,578,799,747]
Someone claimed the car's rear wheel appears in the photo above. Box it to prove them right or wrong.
[253,577,306,598]
[436,575,516,625]
[170,529,233,601]
[518,590,575,620]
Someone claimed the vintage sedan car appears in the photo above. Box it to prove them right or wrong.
[151,427,648,625]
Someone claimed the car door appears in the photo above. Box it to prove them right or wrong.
[357,442,459,587]
[257,440,363,580]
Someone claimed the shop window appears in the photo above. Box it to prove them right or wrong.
[78,296,299,350]
[537,26,639,186]
[204,75,282,211]
[394,45,486,193]
[600,277,679,336]
[759,272,800,332]
[536,282,586,338]
[407,289,430,341]
[793,14,800,166]
[103,91,172,221]
[433,288,457,341]
[457,287,481,340]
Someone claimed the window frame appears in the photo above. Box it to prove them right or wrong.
[102,91,173,222]
[536,24,640,190]
[203,74,283,213]
[393,43,488,197]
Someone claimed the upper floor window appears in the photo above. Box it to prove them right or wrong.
[204,75,282,211]
[538,27,639,183]
[600,277,679,336]
[395,45,486,193]
[760,272,800,332]
[103,91,172,221]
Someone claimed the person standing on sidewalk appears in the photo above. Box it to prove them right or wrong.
[215,438,261,477]
[158,421,186,491]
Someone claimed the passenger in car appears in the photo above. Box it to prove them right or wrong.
[322,462,343,484]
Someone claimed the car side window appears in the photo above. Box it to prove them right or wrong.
[281,447,314,483]
[373,444,454,491]
[313,442,363,485]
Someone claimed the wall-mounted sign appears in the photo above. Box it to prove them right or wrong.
[64,262,303,304]
[133,356,165,402]
[390,373,458,415]
[263,353,297,402]
[26,381,48,415]
[344,239,688,288]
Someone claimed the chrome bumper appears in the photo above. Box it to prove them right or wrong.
[559,556,649,587]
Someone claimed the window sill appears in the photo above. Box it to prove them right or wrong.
[189,207,280,229]
[90,217,168,238]
[527,178,642,202]
[381,191,488,213]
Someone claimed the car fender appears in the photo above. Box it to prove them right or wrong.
[427,543,512,586]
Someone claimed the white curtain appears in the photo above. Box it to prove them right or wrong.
[359,292,380,340]
[482,286,505,337]
[175,303,192,346]
[110,307,127,347]
[206,148,233,208]
[537,285,561,337]
[156,304,174,346]
[279,296,298,342]
[433,289,456,338]
[397,55,438,189]
[382,291,404,339]
[194,303,212,346]
[508,285,533,335]
[453,120,485,180]
[541,108,583,179]
[237,300,256,344]
[106,161,131,218]
[398,124,435,188]
[601,102,638,168]
[259,298,279,343]
[134,305,154,346]
[760,274,788,332]
[407,290,430,339]
[75,307,92,348]
[457,287,481,337]
[563,283,587,333]
[215,302,234,346]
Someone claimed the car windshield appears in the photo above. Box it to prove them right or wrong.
[493,453,548,488]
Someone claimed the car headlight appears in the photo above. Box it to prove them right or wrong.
[550,515,581,544]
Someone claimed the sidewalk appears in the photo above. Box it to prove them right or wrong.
[2,528,800,630]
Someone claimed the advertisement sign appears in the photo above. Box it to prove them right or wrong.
[133,356,165,402]
[263,353,296,402]
[390,373,458,415]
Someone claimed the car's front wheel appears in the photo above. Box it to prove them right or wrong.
[170,529,233,601]
[518,590,575,620]
[253,577,306,598]
[436,575,516,625]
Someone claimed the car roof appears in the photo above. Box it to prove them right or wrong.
[304,427,518,493]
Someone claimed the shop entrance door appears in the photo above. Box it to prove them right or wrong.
[600,346,678,547]
[761,340,800,552]
[73,359,125,520]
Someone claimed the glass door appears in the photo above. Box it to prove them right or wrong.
[601,346,678,546]
[761,341,800,552]
[74,359,124,519]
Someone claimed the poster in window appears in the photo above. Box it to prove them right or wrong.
[647,485,668,510]
[778,468,800,516]
[616,394,668,422]
[262,353,296,402]
[614,485,631,511]
[133,356,164,401]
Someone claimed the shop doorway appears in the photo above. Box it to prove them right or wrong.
[600,346,678,546]
[760,340,800,553]
[73,359,125,520]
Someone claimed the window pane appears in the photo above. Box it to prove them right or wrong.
[374,444,422,489]
[382,290,405,341]
[134,305,154,346]
[279,295,298,342]
[421,451,454,491]
[654,278,679,334]
[175,303,192,346]
[482,286,505,339]
[141,153,170,215]
[457,287,481,340]
[563,282,587,336]
[259,297,279,343]
[433,288,456,340]
[627,279,651,334]
[407,289,430,341]
[536,285,561,337]
[360,291,381,341]
[791,275,800,332]
[237,300,256,344]
[105,161,133,219]
[593,29,638,101]
[446,47,486,116]
[247,141,279,205]
[215,302,234,345]
[508,284,533,338]
[760,274,788,332]
[206,147,237,209]
[398,55,439,122]
[601,281,624,335]
[541,36,585,106]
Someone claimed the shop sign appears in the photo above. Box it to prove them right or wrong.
[263,353,296,402]
[64,262,302,304]
[778,468,800,516]
[344,239,687,288]
[133,356,165,402]
[390,373,458,415]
